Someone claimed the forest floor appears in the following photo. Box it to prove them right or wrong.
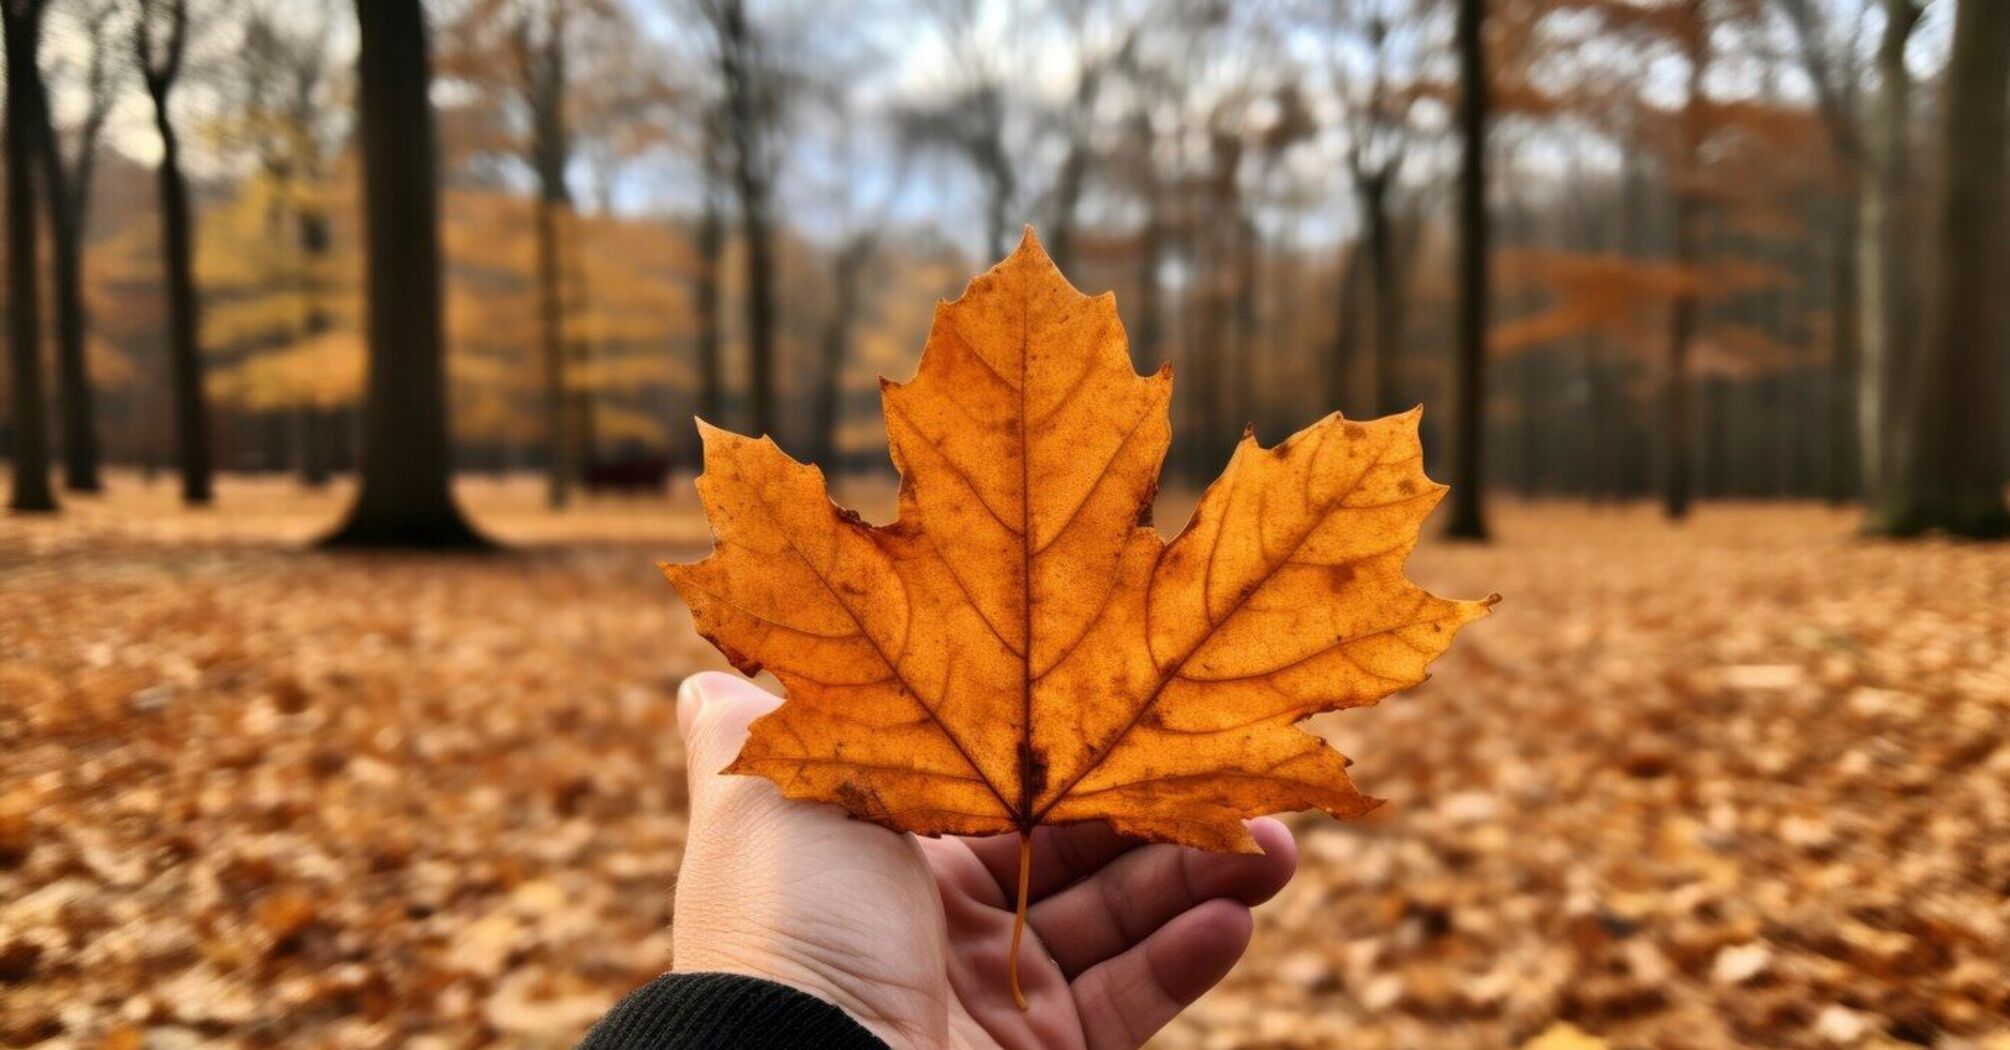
[3,475,2007,1049]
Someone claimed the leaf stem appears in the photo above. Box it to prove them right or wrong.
[1008,829,1031,1011]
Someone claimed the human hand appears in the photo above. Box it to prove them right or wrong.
[669,672,1299,1050]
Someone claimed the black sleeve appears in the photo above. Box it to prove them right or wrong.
[576,971,891,1050]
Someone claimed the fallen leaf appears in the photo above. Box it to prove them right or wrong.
[663,228,1496,1002]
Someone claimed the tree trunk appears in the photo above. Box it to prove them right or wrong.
[1442,0,1489,541]
[146,84,212,505]
[1827,193,1860,504]
[810,237,870,473]
[716,0,775,439]
[694,184,724,426]
[1877,0,2010,537]
[3,0,55,513]
[1132,167,1163,373]
[1048,140,1088,275]
[1326,236,1364,418]
[1661,2,1708,522]
[740,184,775,439]
[535,194,569,507]
[296,207,332,488]
[530,18,571,509]
[27,38,97,494]
[324,0,484,548]
[1359,171,1400,417]
[1860,0,1921,520]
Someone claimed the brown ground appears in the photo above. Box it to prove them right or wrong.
[3,476,2006,1049]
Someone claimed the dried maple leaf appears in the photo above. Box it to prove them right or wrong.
[663,229,1495,1005]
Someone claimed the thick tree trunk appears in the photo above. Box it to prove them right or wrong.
[1860,0,1921,521]
[3,0,55,513]
[27,43,97,494]
[324,0,484,548]
[1877,0,2010,538]
[146,89,212,505]
[1443,0,1489,541]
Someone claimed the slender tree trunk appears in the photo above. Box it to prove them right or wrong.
[528,18,572,509]
[145,86,211,505]
[1661,3,1708,522]
[3,0,55,512]
[1861,0,1921,520]
[1232,214,1259,434]
[1132,169,1164,373]
[810,237,870,473]
[1877,0,2010,538]
[714,0,775,439]
[27,44,96,493]
[1048,142,1088,275]
[1326,237,1364,417]
[985,171,1011,264]
[694,185,724,425]
[296,209,332,488]
[1443,0,1489,541]
[325,0,484,548]
[1359,172,1400,417]
[740,185,775,438]
[535,195,569,507]
[1827,192,1860,504]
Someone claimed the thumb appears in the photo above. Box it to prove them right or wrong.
[677,671,784,782]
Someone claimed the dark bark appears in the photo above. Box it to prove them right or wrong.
[1777,0,1864,506]
[1660,2,1709,522]
[296,207,333,487]
[694,181,724,426]
[1356,169,1400,417]
[26,26,96,493]
[3,0,55,513]
[1826,194,1860,504]
[324,0,485,549]
[137,0,211,505]
[1325,236,1365,418]
[809,235,873,473]
[1876,0,2010,538]
[521,6,572,509]
[710,0,776,438]
[1128,112,1163,374]
[1442,0,1488,541]
[1861,0,1922,519]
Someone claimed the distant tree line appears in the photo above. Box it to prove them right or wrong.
[3,0,2006,542]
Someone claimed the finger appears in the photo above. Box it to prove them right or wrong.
[959,821,1142,904]
[676,672,783,782]
[1071,898,1254,1050]
[1028,818,1296,976]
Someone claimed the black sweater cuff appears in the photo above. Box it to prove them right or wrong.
[577,971,890,1049]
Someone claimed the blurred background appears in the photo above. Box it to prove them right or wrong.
[3,0,2008,1048]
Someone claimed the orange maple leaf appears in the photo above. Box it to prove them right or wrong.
[663,229,1495,1005]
